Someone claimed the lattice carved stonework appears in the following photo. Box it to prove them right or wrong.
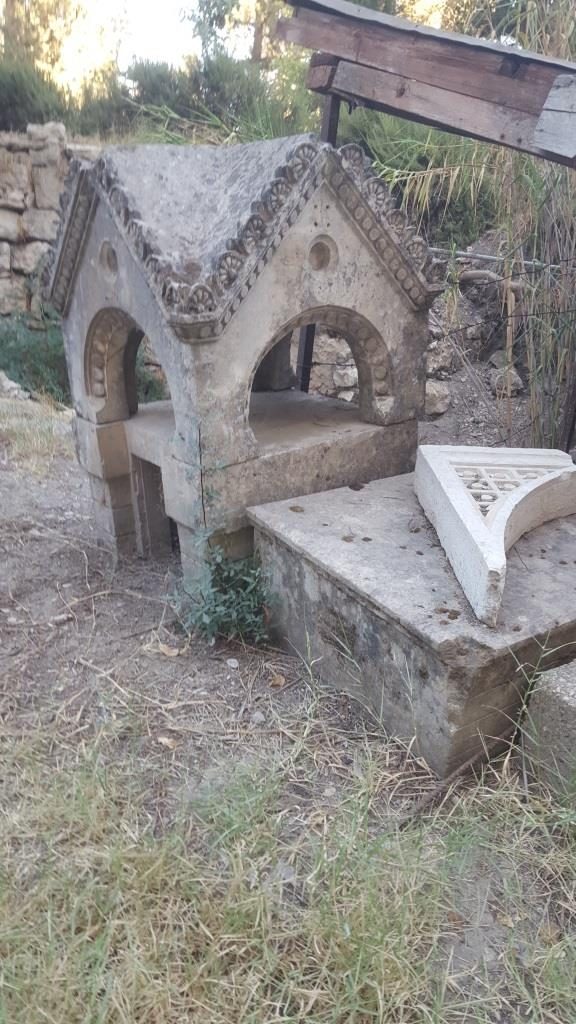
[454,463,555,520]
[415,445,576,627]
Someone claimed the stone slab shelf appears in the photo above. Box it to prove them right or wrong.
[248,474,576,776]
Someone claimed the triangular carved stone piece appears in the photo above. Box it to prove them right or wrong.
[415,444,576,627]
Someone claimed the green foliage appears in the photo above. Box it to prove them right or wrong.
[176,547,270,644]
[0,312,165,409]
[0,308,70,403]
[127,60,187,111]
[1,0,79,68]
[127,53,306,131]
[125,51,319,145]
[0,61,67,131]
[444,0,576,55]
[71,65,131,138]
[135,347,169,404]
[187,0,240,57]
[186,0,287,62]
[341,108,496,247]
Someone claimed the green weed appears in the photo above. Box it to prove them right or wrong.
[175,546,270,644]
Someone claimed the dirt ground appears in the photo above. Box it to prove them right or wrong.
[0,400,574,1023]
[1,402,418,828]
[419,364,532,449]
[0,376,527,737]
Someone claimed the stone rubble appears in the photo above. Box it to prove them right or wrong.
[489,365,524,396]
[0,123,69,316]
[0,369,30,400]
[425,379,452,416]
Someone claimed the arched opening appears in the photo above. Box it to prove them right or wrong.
[84,308,177,559]
[136,335,171,405]
[248,307,393,449]
[84,308,171,423]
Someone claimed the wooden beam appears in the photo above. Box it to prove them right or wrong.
[283,0,576,74]
[278,11,557,116]
[308,58,573,164]
[534,76,576,160]
[277,0,576,167]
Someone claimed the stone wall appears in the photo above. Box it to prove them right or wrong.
[0,123,69,316]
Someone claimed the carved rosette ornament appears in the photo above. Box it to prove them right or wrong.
[262,178,292,214]
[49,137,444,334]
[333,145,442,288]
[285,142,319,182]
[362,177,395,217]
[187,284,217,315]
[338,144,369,181]
[215,251,244,290]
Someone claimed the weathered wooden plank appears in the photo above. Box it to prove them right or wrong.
[286,0,576,72]
[308,62,336,92]
[541,74,576,112]
[278,11,557,116]
[534,76,576,158]
[320,59,574,166]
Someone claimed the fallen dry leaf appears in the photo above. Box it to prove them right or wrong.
[446,910,466,931]
[496,912,519,929]
[540,922,562,945]
[157,735,179,751]
[269,673,286,689]
[158,642,180,658]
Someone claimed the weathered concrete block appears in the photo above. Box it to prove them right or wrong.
[132,456,173,557]
[11,241,50,275]
[0,159,31,211]
[162,455,203,531]
[249,473,576,777]
[0,242,11,276]
[93,499,135,538]
[0,210,22,243]
[0,275,28,314]
[89,473,133,509]
[92,523,138,558]
[27,122,66,146]
[74,416,130,480]
[22,208,59,242]
[524,663,576,796]
[32,166,62,210]
[51,135,441,571]
[205,411,416,534]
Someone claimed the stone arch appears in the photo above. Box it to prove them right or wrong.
[247,306,395,427]
[84,308,168,424]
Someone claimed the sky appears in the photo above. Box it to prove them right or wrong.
[117,0,200,70]
[54,0,201,92]
[55,0,442,93]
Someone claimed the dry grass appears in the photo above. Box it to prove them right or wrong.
[0,398,74,472]
[0,660,575,1024]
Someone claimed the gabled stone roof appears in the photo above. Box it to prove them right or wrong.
[50,135,445,340]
